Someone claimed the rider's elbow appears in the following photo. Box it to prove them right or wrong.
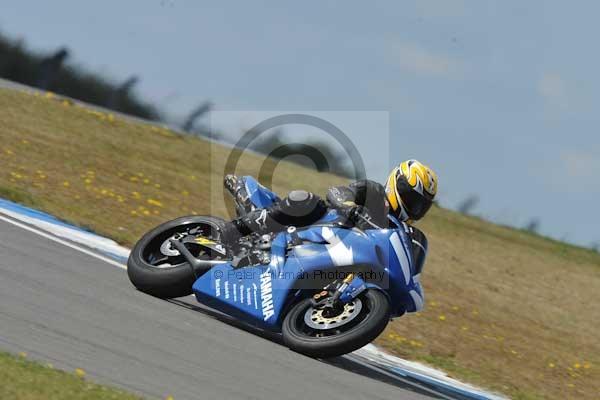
[410,227,428,275]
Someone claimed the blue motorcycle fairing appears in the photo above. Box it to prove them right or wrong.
[191,176,425,330]
[192,222,424,329]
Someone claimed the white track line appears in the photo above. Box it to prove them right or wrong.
[0,214,126,270]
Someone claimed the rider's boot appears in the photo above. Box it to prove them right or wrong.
[221,208,277,247]
[224,174,255,215]
[228,208,273,236]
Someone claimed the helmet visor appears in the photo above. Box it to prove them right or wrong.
[397,181,433,220]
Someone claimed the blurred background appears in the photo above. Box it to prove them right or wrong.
[1,0,597,249]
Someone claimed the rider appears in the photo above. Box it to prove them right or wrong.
[223,159,437,273]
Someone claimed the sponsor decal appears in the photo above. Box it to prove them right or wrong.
[252,283,258,309]
[224,281,230,299]
[246,287,252,306]
[260,270,275,321]
[255,209,268,230]
[195,237,215,245]
[239,284,244,305]
[215,278,221,297]
[233,283,238,302]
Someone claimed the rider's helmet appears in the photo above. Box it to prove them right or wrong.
[385,159,438,222]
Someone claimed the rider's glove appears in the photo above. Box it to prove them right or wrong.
[347,205,371,223]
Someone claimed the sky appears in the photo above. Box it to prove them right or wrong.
[1,0,598,247]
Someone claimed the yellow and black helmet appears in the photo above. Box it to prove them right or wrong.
[385,160,438,221]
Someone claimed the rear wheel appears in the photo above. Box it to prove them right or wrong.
[282,290,390,358]
[127,216,228,298]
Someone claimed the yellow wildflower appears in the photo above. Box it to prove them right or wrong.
[438,315,446,321]
[147,199,163,207]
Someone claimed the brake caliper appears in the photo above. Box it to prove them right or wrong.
[336,273,367,304]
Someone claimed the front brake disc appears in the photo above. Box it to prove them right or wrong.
[304,298,363,330]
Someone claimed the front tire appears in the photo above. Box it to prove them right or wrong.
[127,215,227,298]
[282,290,390,358]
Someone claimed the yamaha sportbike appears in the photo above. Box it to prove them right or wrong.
[127,177,425,358]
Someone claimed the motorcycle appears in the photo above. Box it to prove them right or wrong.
[127,176,425,358]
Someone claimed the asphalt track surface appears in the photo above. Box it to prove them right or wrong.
[0,215,446,400]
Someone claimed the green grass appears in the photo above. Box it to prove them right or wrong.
[0,184,38,207]
[0,87,599,399]
[0,352,142,400]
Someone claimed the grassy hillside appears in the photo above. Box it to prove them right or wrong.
[0,87,598,400]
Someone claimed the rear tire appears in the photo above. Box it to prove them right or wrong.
[282,289,390,358]
[127,215,227,298]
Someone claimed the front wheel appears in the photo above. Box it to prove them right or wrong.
[127,215,228,299]
[282,290,390,358]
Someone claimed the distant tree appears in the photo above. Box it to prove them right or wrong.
[0,32,160,120]
[457,195,479,215]
[591,242,599,253]
[36,47,69,89]
[525,218,540,234]
[182,101,213,132]
[108,76,139,110]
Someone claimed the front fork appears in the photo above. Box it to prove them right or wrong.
[311,273,367,309]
